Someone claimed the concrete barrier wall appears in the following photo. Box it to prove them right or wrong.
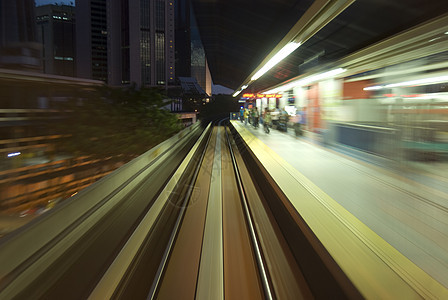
[0,122,202,282]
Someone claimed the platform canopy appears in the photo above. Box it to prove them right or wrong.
[191,0,447,93]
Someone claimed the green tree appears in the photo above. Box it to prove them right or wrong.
[57,85,182,161]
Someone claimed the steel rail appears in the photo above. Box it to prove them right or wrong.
[146,121,215,300]
[224,120,274,300]
[195,119,225,300]
[88,123,211,300]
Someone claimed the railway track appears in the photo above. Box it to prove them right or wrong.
[91,119,357,299]
[0,119,360,299]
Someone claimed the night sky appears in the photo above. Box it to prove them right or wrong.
[35,0,74,6]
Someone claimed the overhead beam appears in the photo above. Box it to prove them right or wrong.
[261,13,448,93]
[233,0,356,96]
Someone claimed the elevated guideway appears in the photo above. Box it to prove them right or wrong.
[0,119,446,299]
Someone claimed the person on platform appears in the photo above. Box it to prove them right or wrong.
[239,107,245,122]
[252,107,259,128]
[294,109,303,137]
[263,108,272,133]
[243,108,249,125]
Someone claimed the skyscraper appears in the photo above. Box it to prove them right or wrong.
[174,0,191,79]
[77,0,175,87]
[175,0,211,95]
[189,5,211,96]
[76,0,108,81]
[36,4,76,77]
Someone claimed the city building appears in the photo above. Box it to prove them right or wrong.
[0,0,42,72]
[36,4,76,77]
[175,0,211,95]
[76,0,108,82]
[174,0,191,80]
[189,6,212,96]
[76,0,176,87]
[0,1,117,214]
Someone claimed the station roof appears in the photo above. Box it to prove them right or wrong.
[191,0,448,93]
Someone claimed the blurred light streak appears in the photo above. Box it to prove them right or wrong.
[364,85,384,91]
[251,42,301,81]
[233,90,242,97]
[274,68,347,92]
[385,75,448,88]
[364,75,448,90]
[7,152,21,157]
[299,68,346,85]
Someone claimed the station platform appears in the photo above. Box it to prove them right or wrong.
[231,120,448,292]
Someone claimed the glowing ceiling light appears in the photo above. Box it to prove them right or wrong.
[385,75,448,88]
[301,68,347,85]
[363,85,384,91]
[251,42,301,81]
[233,83,251,97]
[274,68,347,92]
[233,90,242,97]
[363,75,448,91]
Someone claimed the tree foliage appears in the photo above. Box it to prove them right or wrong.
[58,85,182,160]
